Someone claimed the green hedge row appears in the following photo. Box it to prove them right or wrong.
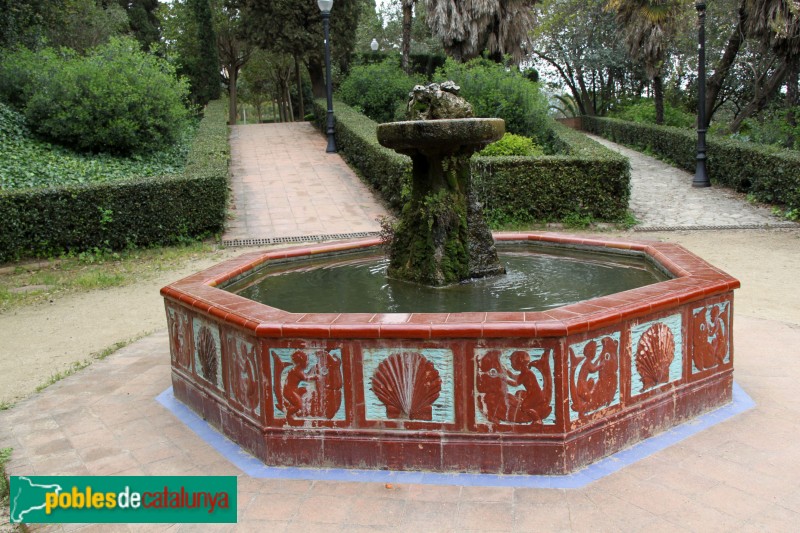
[0,100,229,262]
[312,99,411,210]
[472,123,631,225]
[315,99,630,224]
[583,116,800,210]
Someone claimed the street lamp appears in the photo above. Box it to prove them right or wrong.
[318,0,336,153]
[693,1,710,187]
[371,38,379,53]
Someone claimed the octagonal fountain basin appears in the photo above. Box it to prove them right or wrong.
[161,232,738,475]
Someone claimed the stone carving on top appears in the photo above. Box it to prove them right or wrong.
[227,333,260,416]
[630,314,683,397]
[364,348,455,423]
[568,333,620,421]
[406,81,473,120]
[269,348,344,421]
[691,302,730,372]
[167,307,190,370]
[474,348,556,426]
[192,317,223,390]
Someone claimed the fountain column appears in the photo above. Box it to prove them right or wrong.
[377,85,505,286]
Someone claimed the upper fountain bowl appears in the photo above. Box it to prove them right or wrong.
[377,118,504,155]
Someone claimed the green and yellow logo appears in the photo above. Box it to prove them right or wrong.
[9,476,237,523]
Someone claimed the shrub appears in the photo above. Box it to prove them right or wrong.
[0,100,228,262]
[479,133,544,157]
[609,100,695,129]
[435,58,551,142]
[583,116,800,212]
[473,123,630,225]
[0,37,190,155]
[336,59,424,123]
[0,102,195,191]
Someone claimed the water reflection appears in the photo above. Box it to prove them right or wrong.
[226,246,668,314]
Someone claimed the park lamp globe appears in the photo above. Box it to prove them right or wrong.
[318,0,333,14]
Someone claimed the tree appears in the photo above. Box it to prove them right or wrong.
[238,0,363,99]
[724,0,800,132]
[239,48,272,122]
[424,0,538,63]
[117,0,161,50]
[606,0,684,125]
[189,0,221,105]
[215,1,252,124]
[162,0,221,106]
[531,0,636,117]
[401,0,416,72]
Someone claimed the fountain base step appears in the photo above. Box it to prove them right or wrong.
[172,370,731,475]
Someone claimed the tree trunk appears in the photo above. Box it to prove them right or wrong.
[705,1,747,127]
[294,54,305,120]
[228,67,238,125]
[308,57,326,98]
[727,60,791,133]
[653,75,664,125]
[402,1,413,74]
[285,82,294,122]
[785,60,799,149]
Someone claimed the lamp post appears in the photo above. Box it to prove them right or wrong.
[371,38,379,53]
[693,1,710,187]
[318,0,336,153]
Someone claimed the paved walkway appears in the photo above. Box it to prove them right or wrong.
[221,124,794,244]
[587,135,795,231]
[2,316,799,531]
[223,123,389,246]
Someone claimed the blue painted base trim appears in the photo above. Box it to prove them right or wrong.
[156,383,754,489]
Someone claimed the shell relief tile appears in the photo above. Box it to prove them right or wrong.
[363,348,455,423]
[630,314,683,397]
[192,317,223,390]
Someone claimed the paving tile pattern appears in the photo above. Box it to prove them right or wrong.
[222,123,389,243]
[587,135,796,230]
[3,316,800,531]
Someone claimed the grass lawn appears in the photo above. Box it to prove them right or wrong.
[0,241,222,313]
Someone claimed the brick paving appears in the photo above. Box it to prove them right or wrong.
[2,316,800,531]
[4,124,800,530]
[223,123,389,244]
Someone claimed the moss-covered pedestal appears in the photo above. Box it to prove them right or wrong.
[377,118,506,286]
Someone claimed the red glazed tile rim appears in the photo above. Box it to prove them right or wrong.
[161,232,740,339]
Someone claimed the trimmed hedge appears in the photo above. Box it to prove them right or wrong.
[583,116,800,211]
[314,99,630,224]
[0,100,229,262]
[472,123,630,224]
[313,98,411,210]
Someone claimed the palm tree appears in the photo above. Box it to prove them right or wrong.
[606,0,683,125]
[424,0,538,63]
[401,0,416,73]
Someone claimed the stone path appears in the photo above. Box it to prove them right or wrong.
[223,123,389,246]
[587,135,796,231]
